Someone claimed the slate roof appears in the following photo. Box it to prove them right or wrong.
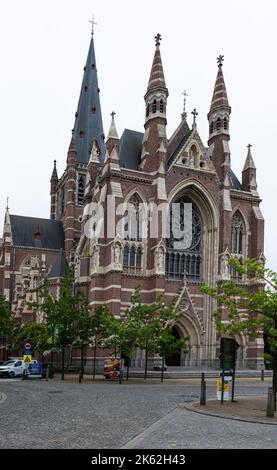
[229,169,243,191]
[72,34,106,164]
[10,215,64,249]
[119,129,144,170]
[166,129,192,168]
[48,249,68,278]
[117,128,245,192]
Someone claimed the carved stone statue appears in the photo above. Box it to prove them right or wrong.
[220,252,230,279]
[155,247,165,273]
[91,245,99,274]
[114,243,121,267]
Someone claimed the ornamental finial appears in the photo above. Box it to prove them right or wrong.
[155,33,162,47]
[217,54,224,67]
[182,90,188,115]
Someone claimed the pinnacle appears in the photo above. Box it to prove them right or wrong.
[146,34,167,96]
[51,159,58,181]
[243,144,256,171]
[209,57,230,114]
[107,111,119,140]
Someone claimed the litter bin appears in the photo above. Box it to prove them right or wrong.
[48,363,54,379]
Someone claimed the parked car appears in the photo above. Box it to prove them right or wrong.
[0,359,38,378]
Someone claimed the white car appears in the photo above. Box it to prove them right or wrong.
[0,359,37,378]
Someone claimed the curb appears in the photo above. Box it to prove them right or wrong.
[181,396,277,426]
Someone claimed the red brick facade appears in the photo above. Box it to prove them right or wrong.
[0,34,265,368]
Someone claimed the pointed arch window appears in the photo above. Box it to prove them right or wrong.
[152,99,157,114]
[216,117,221,130]
[231,211,245,255]
[223,116,228,130]
[124,194,143,241]
[130,246,136,267]
[123,246,129,267]
[166,196,202,281]
[160,99,164,113]
[136,247,142,267]
[210,121,214,134]
[77,174,85,205]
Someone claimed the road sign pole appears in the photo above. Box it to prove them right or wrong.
[221,370,224,405]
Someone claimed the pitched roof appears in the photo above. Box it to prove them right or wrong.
[72,34,106,164]
[10,215,64,249]
[229,169,243,190]
[48,250,68,278]
[166,129,192,168]
[119,129,144,170]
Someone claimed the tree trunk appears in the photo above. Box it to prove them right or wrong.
[93,339,97,381]
[161,354,165,383]
[127,357,130,381]
[272,351,277,412]
[81,341,84,379]
[144,343,148,380]
[61,344,65,380]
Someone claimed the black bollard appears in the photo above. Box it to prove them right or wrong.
[200,372,206,406]
[267,387,274,418]
[78,369,82,383]
[261,369,264,381]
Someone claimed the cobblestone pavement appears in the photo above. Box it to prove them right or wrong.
[0,378,275,449]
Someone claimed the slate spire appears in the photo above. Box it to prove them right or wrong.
[146,33,167,96]
[72,30,105,164]
[209,55,231,115]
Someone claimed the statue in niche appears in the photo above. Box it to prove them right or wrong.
[220,251,230,279]
[91,245,99,273]
[156,248,164,272]
[114,243,121,267]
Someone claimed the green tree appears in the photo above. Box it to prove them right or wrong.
[37,268,87,379]
[154,300,189,382]
[202,258,277,413]
[90,306,115,380]
[0,294,19,355]
[72,295,91,379]
[120,288,189,380]
[14,321,49,362]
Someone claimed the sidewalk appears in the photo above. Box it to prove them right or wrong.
[184,396,277,425]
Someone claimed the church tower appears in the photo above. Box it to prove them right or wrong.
[140,34,169,172]
[49,24,105,260]
[207,55,232,183]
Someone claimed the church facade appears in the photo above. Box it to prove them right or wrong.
[0,30,265,368]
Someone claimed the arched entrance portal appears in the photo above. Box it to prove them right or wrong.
[165,326,181,366]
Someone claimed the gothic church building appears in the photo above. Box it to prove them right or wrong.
[0,30,265,368]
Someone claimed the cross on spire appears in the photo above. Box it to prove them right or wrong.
[155,33,162,47]
[247,143,252,150]
[89,15,97,35]
[6,196,9,211]
[217,54,224,67]
[182,90,188,114]
[111,111,116,119]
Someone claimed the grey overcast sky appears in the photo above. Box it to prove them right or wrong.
[0,0,276,269]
